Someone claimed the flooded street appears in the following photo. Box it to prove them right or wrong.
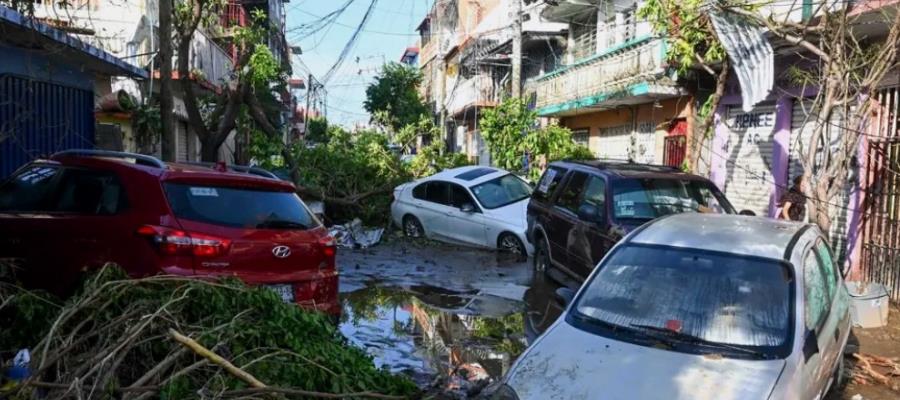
[336,237,566,396]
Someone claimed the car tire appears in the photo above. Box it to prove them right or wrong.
[403,215,424,238]
[498,232,527,261]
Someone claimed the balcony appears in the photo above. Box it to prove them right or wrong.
[173,30,234,88]
[532,36,682,117]
[219,1,248,33]
[444,76,501,116]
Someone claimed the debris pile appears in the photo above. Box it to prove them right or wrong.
[0,266,416,399]
[329,218,385,249]
[851,353,900,391]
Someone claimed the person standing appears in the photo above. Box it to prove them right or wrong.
[779,175,807,222]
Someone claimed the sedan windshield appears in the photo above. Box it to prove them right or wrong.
[572,245,792,358]
[470,174,533,209]
[612,179,734,220]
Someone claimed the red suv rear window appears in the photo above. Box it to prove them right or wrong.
[163,183,318,229]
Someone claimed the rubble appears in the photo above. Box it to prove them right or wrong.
[329,218,385,248]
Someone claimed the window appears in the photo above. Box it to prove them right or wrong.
[471,174,533,209]
[804,250,830,330]
[412,182,428,200]
[533,167,566,203]
[164,183,317,229]
[815,240,839,300]
[569,16,597,61]
[425,181,450,205]
[556,171,589,213]
[574,245,793,358]
[53,169,128,215]
[612,178,735,220]
[450,184,477,209]
[0,165,60,212]
[572,128,590,147]
[580,176,606,212]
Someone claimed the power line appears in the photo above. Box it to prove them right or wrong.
[321,0,380,84]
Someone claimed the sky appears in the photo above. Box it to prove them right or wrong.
[285,0,432,128]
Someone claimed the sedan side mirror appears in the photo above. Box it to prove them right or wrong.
[802,329,819,361]
[460,203,476,213]
[555,287,576,307]
[739,209,756,216]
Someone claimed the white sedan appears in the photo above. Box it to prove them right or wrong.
[391,166,534,257]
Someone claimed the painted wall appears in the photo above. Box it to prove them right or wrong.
[559,97,692,163]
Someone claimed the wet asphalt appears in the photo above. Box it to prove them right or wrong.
[336,235,567,395]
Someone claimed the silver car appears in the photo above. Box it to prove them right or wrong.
[496,213,851,400]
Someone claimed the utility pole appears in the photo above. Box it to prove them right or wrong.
[305,74,313,126]
[158,0,175,161]
[511,0,523,99]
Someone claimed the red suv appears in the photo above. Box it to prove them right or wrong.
[0,150,339,315]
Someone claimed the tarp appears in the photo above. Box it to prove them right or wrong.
[709,11,774,112]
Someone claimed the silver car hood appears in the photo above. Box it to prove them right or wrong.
[507,321,786,400]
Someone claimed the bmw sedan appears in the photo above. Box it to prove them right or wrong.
[391,166,534,257]
[496,213,851,400]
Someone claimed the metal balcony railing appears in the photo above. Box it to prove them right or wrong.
[220,1,248,30]
[534,36,667,113]
[444,76,500,115]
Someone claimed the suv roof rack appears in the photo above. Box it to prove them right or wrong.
[182,162,280,180]
[51,149,167,169]
[572,159,682,173]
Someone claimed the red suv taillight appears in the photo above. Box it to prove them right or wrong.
[319,236,336,268]
[136,225,231,257]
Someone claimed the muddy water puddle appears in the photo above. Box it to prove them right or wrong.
[336,239,568,396]
[339,284,529,392]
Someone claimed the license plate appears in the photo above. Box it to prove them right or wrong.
[266,284,295,303]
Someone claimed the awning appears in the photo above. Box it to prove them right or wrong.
[0,6,148,79]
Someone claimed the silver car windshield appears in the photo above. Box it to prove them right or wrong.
[470,174,533,209]
[573,245,792,352]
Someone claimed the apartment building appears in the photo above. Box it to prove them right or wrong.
[29,0,290,163]
[418,0,565,164]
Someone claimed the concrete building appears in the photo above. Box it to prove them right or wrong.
[0,5,148,177]
[417,0,565,164]
[29,0,291,163]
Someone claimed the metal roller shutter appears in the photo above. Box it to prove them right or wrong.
[597,124,631,160]
[789,100,851,259]
[176,122,189,162]
[722,104,778,216]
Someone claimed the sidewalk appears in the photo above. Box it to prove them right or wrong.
[832,305,900,400]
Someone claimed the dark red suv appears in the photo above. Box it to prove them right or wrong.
[0,150,339,315]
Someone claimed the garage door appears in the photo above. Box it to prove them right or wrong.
[722,103,777,216]
[597,124,631,160]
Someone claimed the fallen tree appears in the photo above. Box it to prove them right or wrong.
[0,266,417,399]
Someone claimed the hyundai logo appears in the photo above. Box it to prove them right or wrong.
[272,245,291,258]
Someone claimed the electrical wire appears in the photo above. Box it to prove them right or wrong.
[321,0,380,84]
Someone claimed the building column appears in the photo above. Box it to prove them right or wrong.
[768,96,793,217]
[596,8,607,53]
[566,25,575,65]
[614,12,625,45]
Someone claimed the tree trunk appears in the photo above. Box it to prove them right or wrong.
[200,138,219,162]
[158,0,175,161]
[691,60,729,174]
